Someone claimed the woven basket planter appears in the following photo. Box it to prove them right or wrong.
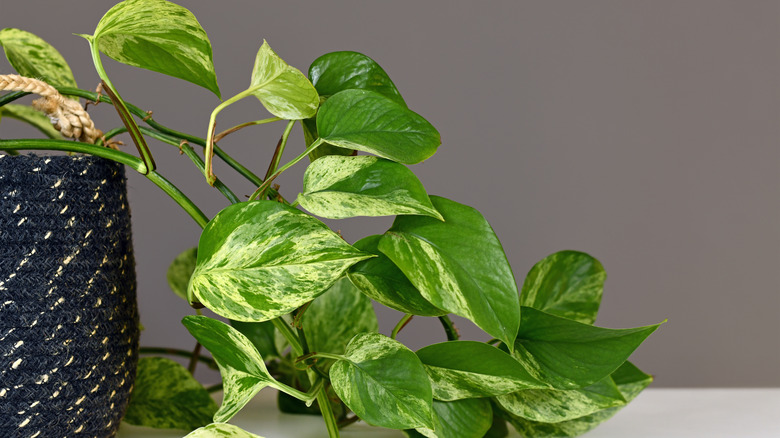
[0,154,139,438]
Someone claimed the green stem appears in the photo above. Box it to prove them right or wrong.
[88,41,155,174]
[310,352,347,362]
[56,86,270,193]
[272,317,303,357]
[318,389,341,438]
[391,314,414,340]
[0,91,29,107]
[214,117,282,143]
[272,378,322,405]
[250,138,324,201]
[187,342,202,375]
[139,347,218,370]
[439,315,460,341]
[138,127,240,204]
[205,86,264,185]
[0,139,209,228]
[267,120,296,179]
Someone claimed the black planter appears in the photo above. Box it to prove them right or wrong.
[0,154,139,438]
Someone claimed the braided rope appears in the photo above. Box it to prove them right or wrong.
[0,74,103,144]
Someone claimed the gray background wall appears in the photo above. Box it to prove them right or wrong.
[2,1,778,387]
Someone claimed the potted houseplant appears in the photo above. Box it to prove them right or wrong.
[0,1,663,437]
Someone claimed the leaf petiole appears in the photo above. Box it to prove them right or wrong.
[391,314,413,340]
[249,138,323,201]
[213,116,282,144]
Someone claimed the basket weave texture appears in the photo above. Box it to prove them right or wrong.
[0,154,139,438]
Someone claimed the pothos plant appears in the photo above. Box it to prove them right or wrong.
[0,1,663,437]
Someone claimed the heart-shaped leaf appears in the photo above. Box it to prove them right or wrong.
[184,423,263,438]
[415,398,493,438]
[520,251,606,325]
[495,376,625,423]
[90,0,220,97]
[167,247,197,301]
[302,277,378,357]
[0,104,63,139]
[298,155,442,220]
[416,341,548,401]
[123,357,217,430]
[502,361,653,438]
[0,28,76,88]
[512,307,661,389]
[309,51,406,106]
[249,41,319,120]
[378,196,521,347]
[348,235,445,317]
[330,332,434,430]
[182,315,278,423]
[317,89,440,164]
[188,201,371,322]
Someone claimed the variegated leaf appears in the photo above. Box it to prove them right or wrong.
[317,89,440,164]
[298,155,442,220]
[249,41,319,120]
[167,247,197,301]
[502,361,653,438]
[302,277,378,358]
[0,28,77,88]
[89,0,220,97]
[330,333,434,430]
[416,341,548,401]
[495,376,625,423]
[123,357,217,430]
[184,423,263,438]
[378,196,521,348]
[0,104,62,139]
[520,251,606,324]
[188,201,372,322]
[414,398,493,438]
[182,316,277,423]
[348,235,445,317]
[512,307,661,389]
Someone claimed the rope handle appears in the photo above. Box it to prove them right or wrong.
[0,74,103,144]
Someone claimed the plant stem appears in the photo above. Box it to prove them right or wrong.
[187,343,203,375]
[439,315,460,341]
[0,91,29,107]
[214,117,282,143]
[309,352,347,362]
[138,347,218,370]
[56,86,269,192]
[272,317,303,357]
[266,120,296,180]
[391,314,414,340]
[0,139,209,228]
[249,138,323,201]
[318,390,341,438]
[204,86,264,185]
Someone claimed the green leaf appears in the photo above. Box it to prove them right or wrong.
[230,320,279,360]
[167,247,197,301]
[495,376,625,423]
[301,116,353,161]
[520,251,606,325]
[302,276,378,357]
[298,155,442,220]
[415,398,493,438]
[330,332,434,430]
[317,89,440,164]
[348,235,445,317]
[123,357,217,430]
[182,315,277,423]
[0,104,63,139]
[188,201,372,322]
[249,41,319,120]
[501,361,653,438]
[0,28,77,88]
[184,423,263,438]
[309,51,406,106]
[416,341,548,401]
[512,307,661,389]
[91,0,220,97]
[378,196,521,347]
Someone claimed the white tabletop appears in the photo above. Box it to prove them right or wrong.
[117,388,780,438]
